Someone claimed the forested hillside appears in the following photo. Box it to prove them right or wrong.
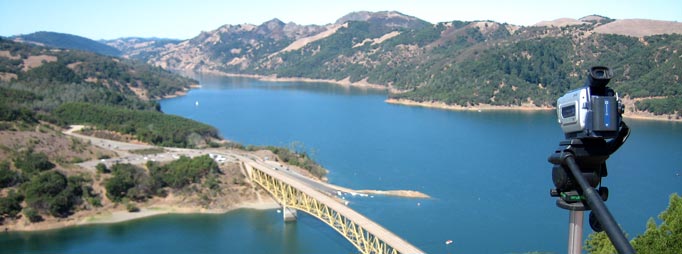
[132,11,682,117]
[0,38,219,147]
[13,31,121,57]
[0,38,242,229]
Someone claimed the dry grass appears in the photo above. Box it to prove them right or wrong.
[534,18,587,27]
[595,19,682,37]
[0,125,116,164]
[0,50,20,60]
[277,23,348,53]
[0,72,18,82]
[22,55,58,71]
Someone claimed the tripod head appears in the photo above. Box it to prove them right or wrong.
[549,121,630,211]
[548,120,634,254]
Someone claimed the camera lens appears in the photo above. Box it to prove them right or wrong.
[595,70,605,78]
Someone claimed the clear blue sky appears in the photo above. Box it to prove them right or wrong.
[1,0,681,40]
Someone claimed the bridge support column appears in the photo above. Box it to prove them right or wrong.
[282,206,297,222]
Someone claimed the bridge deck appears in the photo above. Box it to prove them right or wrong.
[247,160,424,254]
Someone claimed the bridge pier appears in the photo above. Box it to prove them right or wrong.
[283,206,297,222]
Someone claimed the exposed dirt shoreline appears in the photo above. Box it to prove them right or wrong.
[197,71,680,122]
[385,98,554,112]
[7,198,280,232]
[161,83,202,99]
[386,98,682,122]
[199,70,398,92]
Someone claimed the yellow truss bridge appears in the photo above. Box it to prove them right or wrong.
[242,160,425,254]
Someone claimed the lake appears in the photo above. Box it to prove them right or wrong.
[2,74,680,253]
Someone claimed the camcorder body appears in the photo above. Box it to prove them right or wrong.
[556,66,624,139]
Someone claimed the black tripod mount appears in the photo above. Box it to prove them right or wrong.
[548,123,635,254]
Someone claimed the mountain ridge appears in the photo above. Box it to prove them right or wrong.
[13,31,121,57]
[119,11,680,118]
[126,12,682,71]
[9,11,680,118]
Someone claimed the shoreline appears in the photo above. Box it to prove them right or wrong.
[386,98,682,122]
[191,70,680,122]
[160,83,202,99]
[6,198,280,232]
[385,98,554,112]
[80,199,280,226]
[198,70,400,93]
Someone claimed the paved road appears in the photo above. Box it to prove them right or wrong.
[65,128,346,196]
[262,160,342,196]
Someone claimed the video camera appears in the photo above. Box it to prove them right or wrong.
[556,66,625,139]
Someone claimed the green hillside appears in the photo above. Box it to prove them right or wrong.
[0,38,218,147]
[263,22,682,116]
[139,12,682,117]
[13,31,121,57]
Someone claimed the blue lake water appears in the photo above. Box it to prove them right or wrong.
[2,75,680,253]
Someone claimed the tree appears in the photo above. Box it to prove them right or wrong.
[23,207,42,222]
[630,194,682,253]
[585,228,619,254]
[104,163,157,202]
[0,161,20,188]
[585,193,682,254]
[96,163,110,174]
[104,164,137,202]
[21,171,84,218]
[151,155,218,189]
[0,190,23,218]
[13,150,55,175]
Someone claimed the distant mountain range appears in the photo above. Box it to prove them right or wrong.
[12,31,122,57]
[104,37,181,60]
[6,11,682,117]
[114,11,681,117]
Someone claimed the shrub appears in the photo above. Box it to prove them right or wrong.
[105,163,157,202]
[23,207,42,223]
[21,171,84,217]
[104,164,137,202]
[586,193,682,253]
[13,150,55,175]
[126,202,140,213]
[0,190,23,218]
[151,155,218,189]
[95,163,110,174]
[0,161,19,188]
[87,196,102,207]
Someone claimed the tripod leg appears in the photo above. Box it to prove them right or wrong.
[568,210,584,254]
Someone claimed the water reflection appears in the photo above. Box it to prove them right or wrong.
[190,73,388,96]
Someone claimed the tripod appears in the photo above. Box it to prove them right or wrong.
[548,123,635,254]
